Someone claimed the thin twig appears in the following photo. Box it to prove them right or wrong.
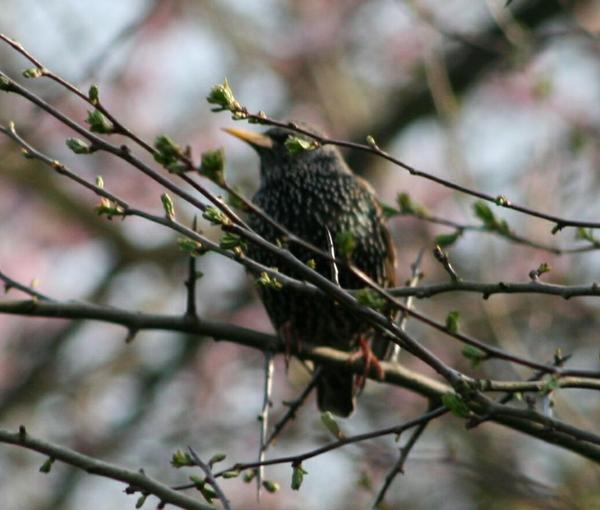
[185,217,199,317]
[467,354,571,428]
[389,280,600,299]
[396,212,600,255]
[432,245,460,282]
[244,113,600,231]
[215,407,449,476]
[263,367,323,450]
[0,427,213,510]
[371,403,441,509]
[0,270,53,302]
[257,352,274,499]
[371,253,431,508]
[187,447,232,510]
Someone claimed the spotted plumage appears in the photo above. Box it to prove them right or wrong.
[226,125,396,417]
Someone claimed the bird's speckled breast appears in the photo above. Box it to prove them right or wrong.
[248,161,391,349]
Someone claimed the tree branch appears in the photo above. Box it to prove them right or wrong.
[0,427,213,510]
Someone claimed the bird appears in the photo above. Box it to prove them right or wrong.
[224,124,396,417]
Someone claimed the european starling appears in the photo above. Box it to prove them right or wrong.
[224,125,396,417]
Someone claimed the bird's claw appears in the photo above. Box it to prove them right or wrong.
[349,337,384,389]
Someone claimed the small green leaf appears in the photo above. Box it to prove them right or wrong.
[222,470,240,479]
[285,135,319,155]
[257,271,283,290]
[220,232,246,252]
[380,202,399,218]
[66,137,93,154]
[206,78,242,113]
[243,469,257,483]
[473,201,512,235]
[306,258,316,269]
[88,84,100,105]
[135,494,148,509]
[462,345,486,368]
[435,231,462,248]
[354,288,386,311]
[496,219,510,236]
[575,227,596,243]
[441,393,470,418]
[95,176,104,188]
[445,310,460,334]
[23,67,43,79]
[335,230,357,259]
[202,206,231,226]
[473,201,495,227]
[208,453,226,467]
[153,134,183,167]
[178,237,207,256]
[0,75,12,91]
[161,193,176,221]
[200,148,225,186]
[170,449,194,468]
[365,135,378,149]
[86,110,114,134]
[291,464,308,491]
[321,411,343,439]
[167,161,188,174]
[397,192,427,217]
[95,198,125,220]
[536,262,551,275]
[541,376,560,395]
[262,480,280,493]
[190,476,218,503]
[39,457,55,473]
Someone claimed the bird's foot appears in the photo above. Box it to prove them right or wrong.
[349,337,385,390]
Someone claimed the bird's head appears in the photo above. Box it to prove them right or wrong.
[223,124,347,183]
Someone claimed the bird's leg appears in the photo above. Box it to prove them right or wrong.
[278,321,299,371]
[349,336,385,389]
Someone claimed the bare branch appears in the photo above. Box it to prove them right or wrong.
[216,407,448,475]
[0,427,213,510]
[263,367,323,450]
[257,353,274,499]
[371,403,440,509]
[241,114,600,231]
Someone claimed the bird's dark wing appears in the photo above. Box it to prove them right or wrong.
[353,175,399,360]
[375,211,401,360]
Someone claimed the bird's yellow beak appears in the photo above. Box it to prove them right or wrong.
[222,127,273,149]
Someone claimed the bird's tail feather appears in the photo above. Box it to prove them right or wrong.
[316,368,354,417]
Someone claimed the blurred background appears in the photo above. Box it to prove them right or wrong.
[1,1,600,508]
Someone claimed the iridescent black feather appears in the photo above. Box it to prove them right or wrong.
[245,126,396,417]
